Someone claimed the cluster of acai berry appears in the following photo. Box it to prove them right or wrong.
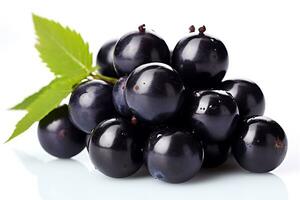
[38,25,287,183]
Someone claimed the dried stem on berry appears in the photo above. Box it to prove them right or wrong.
[138,24,146,33]
[189,25,195,33]
[198,25,206,35]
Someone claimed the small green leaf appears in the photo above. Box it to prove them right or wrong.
[10,85,48,110]
[32,14,94,77]
[6,76,83,143]
[7,14,98,142]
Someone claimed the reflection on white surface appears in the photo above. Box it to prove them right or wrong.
[15,150,288,200]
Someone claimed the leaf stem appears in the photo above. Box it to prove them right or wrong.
[90,72,117,85]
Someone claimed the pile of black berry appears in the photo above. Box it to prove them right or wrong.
[38,25,288,183]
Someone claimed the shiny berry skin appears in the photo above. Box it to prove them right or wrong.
[219,79,265,118]
[202,141,230,168]
[86,134,91,151]
[125,63,185,123]
[96,39,118,78]
[69,80,115,133]
[38,105,86,158]
[172,26,228,89]
[146,127,204,183]
[88,118,143,178]
[189,90,239,142]
[112,77,131,117]
[113,25,170,76]
[232,116,287,173]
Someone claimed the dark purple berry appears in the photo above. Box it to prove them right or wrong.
[125,63,185,123]
[38,105,86,158]
[113,25,170,76]
[219,79,265,118]
[146,127,204,183]
[188,90,239,142]
[69,80,115,133]
[202,141,230,168]
[112,77,131,117]
[232,116,287,173]
[96,39,118,77]
[88,118,143,178]
[172,26,228,89]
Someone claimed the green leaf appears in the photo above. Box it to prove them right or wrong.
[6,76,83,143]
[32,14,94,77]
[10,14,95,111]
[10,85,48,110]
[7,14,98,142]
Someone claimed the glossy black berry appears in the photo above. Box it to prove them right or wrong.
[125,63,185,123]
[232,116,287,173]
[168,88,195,128]
[146,127,204,183]
[189,90,239,142]
[172,26,228,89]
[113,25,170,76]
[88,118,143,178]
[219,79,265,118]
[112,77,131,117]
[86,134,91,151]
[69,80,115,133]
[96,39,118,77]
[202,141,230,168]
[38,105,86,158]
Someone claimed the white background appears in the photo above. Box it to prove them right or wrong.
[0,0,299,199]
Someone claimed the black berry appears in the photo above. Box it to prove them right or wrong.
[202,141,231,168]
[38,105,86,158]
[232,116,287,173]
[112,77,131,117]
[188,90,239,142]
[219,79,265,118]
[172,26,228,89]
[146,127,204,183]
[69,80,115,133]
[113,25,170,76]
[96,39,118,78]
[125,63,185,123]
[88,118,143,178]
